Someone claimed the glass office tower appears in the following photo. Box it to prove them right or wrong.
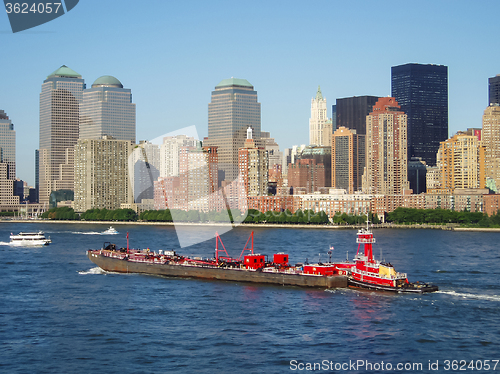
[206,78,261,182]
[39,65,85,204]
[391,63,448,166]
[80,75,136,142]
[335,95,379,135]
[489,75,500,106]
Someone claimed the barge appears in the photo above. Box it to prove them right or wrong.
[87,232,348,289]
[87,226,438,293]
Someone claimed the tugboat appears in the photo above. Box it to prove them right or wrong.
[340,222,438,293]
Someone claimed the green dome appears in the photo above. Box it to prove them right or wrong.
[215,78,253,89]
[92,75,123,88]
[47,65,81,79]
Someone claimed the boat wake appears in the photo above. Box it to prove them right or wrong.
[78,267,107,275]
[0,241,46,247]
[437,290,500,302]
[72,231,117,235]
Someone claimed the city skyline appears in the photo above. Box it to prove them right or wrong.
[0,1,498,186]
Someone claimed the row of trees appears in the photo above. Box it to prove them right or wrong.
[40,207,374,225]
[140,208,331,225]
[140,209,245,223]
[140,208,373,225]
[386,207,500,227]
[41,207,137,221]
[331,212,380,225]
[41,207,80,220]
[242,209,330,224]
[80,208,137,221]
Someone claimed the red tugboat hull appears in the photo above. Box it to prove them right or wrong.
[332,222,438,293]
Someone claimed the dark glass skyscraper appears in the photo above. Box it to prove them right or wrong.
[489,75,500,105]
[391,63,448,166]
[335,96,380,135]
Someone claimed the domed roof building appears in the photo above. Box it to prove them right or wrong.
[80,74,135,143]
[92,75,123,88]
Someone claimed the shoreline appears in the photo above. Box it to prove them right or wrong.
[2,219,500,232]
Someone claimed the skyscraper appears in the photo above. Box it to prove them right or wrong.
[407,157,427,194]
[153,145,221,212]
[39,65,85,204]
[260,131,282,169]
[331,126,365,193]
[74,136,133,212]
[335,96,380,135]
[80,75,136,142]
[309,86,327,146]
[489,75,500,106]
[482,104,500,190]
[130,141,160,203]
[391,63,448,166]
[433,133,485,193]
[0,163,19,205]
[298,145,331,188]
[159,135,198,178]
[238,128,268,199]
[362,97,409,195]
[202,145,219,211]
[287,159,325,194]
[205,78,261,183]
[0,110,16,179]
[187,145,210,213]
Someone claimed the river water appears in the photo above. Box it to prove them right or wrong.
[0,222,499,373]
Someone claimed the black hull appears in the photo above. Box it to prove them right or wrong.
[348,278,438,293]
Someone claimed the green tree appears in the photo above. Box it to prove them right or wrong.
[187,210,200,222]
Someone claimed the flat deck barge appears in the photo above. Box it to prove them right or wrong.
[87,232,347,289]
[87,249,347,288]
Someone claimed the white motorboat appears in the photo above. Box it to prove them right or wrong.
[10,231,51,246]
[102,226,118,235]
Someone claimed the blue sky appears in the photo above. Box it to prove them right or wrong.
[1,0,499,186]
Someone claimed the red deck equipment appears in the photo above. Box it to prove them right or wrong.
[244,254,266,269]
[273,253,289,267]
[303,264,337,276]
